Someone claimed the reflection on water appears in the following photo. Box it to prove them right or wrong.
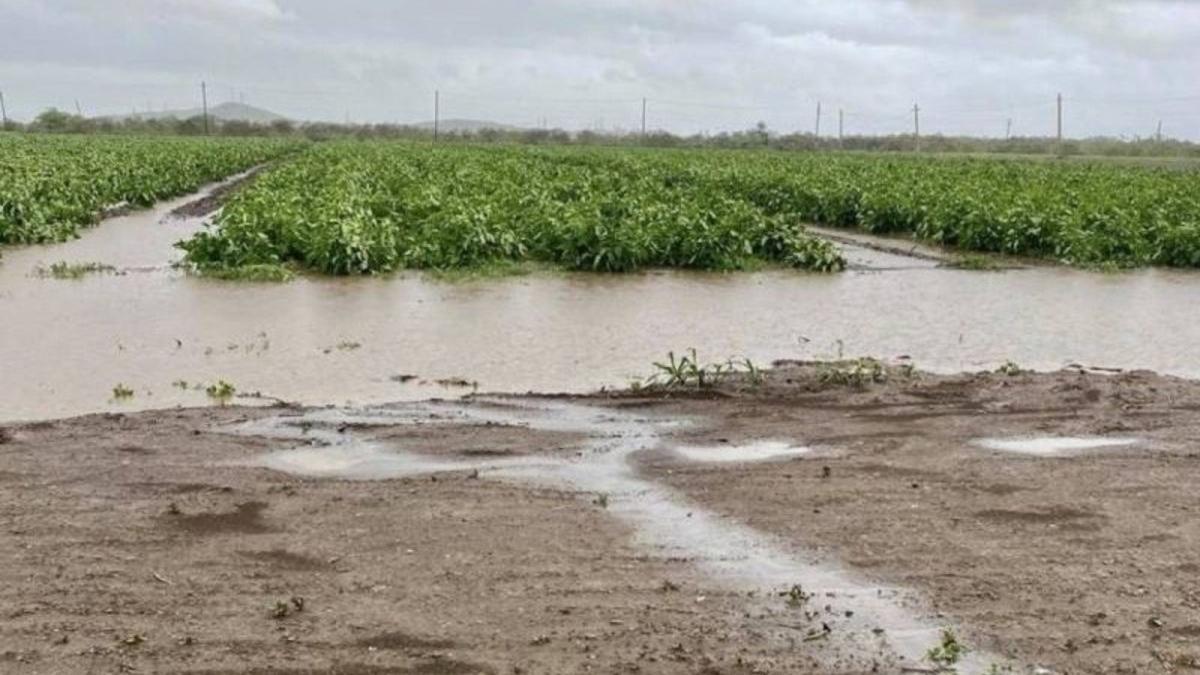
[2,187,1199,422]
[974,436,1141,456]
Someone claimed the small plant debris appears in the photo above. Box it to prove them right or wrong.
[995,361,1024,376]
[435,377,477,389]
[926,628,968,667]
[593,493,609,509]
[205,380,236,404]
[119,634,145,647]
[782,584,811,608]
[111,384,135,400]
[817,358,888,388]
[271,601,291,619]
[34,261,118,280]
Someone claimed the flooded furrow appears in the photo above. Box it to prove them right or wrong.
[235,398,1003,672]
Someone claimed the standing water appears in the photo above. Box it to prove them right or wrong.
[2,180,1199,422]
[241,398,1003,672]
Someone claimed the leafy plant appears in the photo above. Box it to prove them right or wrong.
[0,134,301,245]
[995,361,1024,376]
[205,380,236,403]
[112,384,134,400]
[817,358,888,388]
[645,350,764,389]
[926,628,968,667]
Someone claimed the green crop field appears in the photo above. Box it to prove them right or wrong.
[179,143,846,275]
[6,134,1200,273]
[181,142,1200,276]
[0,134,301,245]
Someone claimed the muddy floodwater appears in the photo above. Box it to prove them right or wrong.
[2,181,1199,422]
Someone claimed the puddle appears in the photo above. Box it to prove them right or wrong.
[237,399,1000,672]
[4,181,1200,423]
[673,440,812,463]
[974,436,1141,456]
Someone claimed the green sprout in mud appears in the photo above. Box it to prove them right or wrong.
[112,384,135,400]
[926,628,968,667]
[995,361,1024,377]
[205,380,237,404]
[645,349,764,389]
[817,358,888,388]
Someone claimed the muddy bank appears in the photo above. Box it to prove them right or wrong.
[169,165,272,219]
[3,365,1200,673]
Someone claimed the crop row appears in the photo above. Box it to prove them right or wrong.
[180,143,846,274]
[716,153,1200,268]
[183,142,1200,276]
[0,134,302,245]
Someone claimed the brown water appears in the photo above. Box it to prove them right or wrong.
[2,183,1199,423]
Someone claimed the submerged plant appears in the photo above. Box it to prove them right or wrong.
[34,261,118,280]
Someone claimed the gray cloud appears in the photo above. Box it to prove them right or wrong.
[0,0,1196,138]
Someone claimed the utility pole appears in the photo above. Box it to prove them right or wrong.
[0,89,8,128]
[1156,120,1163,143]
[74,99,82,117]
[433,89,440,142]
[838,108,844,148]
[913,103,921,152]
[1056,93,1063,147]
[814,101,822,138]
[201,81,209,136]
[641,97,647,140]
[1005,118,1012,140]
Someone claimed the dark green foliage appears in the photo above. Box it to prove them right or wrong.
[0,134,302,245]
[179,143,847,275]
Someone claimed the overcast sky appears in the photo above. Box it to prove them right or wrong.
[2,0,1198,138]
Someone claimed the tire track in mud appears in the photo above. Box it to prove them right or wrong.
[231,398,1007,673]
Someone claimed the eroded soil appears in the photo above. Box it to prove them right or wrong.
[3,365,1200,673]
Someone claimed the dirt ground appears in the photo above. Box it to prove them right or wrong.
[3,363,1200,674]
[168,165,271,219]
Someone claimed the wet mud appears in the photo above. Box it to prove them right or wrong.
[4,365,1200,673]
[168,165,271,219]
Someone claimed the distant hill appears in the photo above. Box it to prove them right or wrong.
[112,102,287,124]
[410,118,522,132]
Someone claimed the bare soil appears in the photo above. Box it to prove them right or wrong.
[169,166,270,219]
[3,364,1200,673]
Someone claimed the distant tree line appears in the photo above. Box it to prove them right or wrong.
[7,108,1200,159]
